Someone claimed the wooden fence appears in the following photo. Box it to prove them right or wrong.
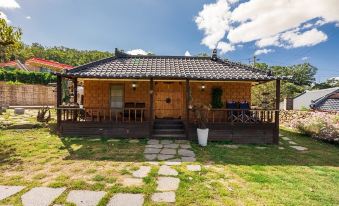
[0,81,56,106]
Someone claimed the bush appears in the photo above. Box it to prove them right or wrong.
[0,68,56,85]
[282,111,339,144]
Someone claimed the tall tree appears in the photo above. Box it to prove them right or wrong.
[0,19,22,62]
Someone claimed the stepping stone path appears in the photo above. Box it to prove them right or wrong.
[156,177,180,191]
[121,177,144,187]
[107,193,144,206]
[66,190,106,206]
[280,134,308,151]
[158,165,178,176]
[0,185,25,200]
[281,136,291,141]
[290,145,308,151]
[144,139,198,203]
[144,139,196,162]
[21,187,66,206]
[132,166,151,178]
[151,191,176,203]
[0,139,197,206]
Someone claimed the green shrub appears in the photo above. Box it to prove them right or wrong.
[0,68,56,85]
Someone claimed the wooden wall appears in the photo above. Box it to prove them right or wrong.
[83,80,252,120]
[190,81,252,106]
[84,80,150,118]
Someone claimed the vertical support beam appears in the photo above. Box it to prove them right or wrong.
[149,78,154,137]
[73,78,78,104]
[185,79,190,140]
[56,75,62,132]
[274,79,281,144]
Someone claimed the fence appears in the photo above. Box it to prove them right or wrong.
[0,81,56,106]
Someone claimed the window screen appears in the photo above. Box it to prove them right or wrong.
[110,85,123,108]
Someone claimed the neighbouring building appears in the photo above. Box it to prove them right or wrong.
[0,58,73,73]
[281,87,339,111]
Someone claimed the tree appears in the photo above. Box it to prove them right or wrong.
[313,78,339,89]
[251,63,316,107]
[16,43,113,66]
[0,19,22,62]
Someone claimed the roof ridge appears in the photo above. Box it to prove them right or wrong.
[115,48,211,59]
[311,88,339,108]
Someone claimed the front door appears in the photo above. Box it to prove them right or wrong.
[154,82,184,119]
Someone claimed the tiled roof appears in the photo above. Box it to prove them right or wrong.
[310,87,339,111]
[26,58,73,70]
[317,98,339,111]
[293,87,339,110]
[0,61,17,67]
[65,49,279,81]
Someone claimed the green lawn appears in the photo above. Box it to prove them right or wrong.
[0,127,338,205]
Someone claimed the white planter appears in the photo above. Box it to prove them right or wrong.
[197,128,209,146]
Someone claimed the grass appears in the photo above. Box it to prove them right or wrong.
[0,125,338,205]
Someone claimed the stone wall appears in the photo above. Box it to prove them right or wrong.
[0,81,55,106]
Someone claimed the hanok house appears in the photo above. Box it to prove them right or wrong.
[55,49,282,144]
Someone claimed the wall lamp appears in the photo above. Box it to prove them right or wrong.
[132,82,137,91]
[201,83,206,92]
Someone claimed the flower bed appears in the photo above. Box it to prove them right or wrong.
[280,110,339,144]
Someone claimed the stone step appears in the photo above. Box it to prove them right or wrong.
[152,134,187,139]
[153,129,185,135]
[154,124,184,130]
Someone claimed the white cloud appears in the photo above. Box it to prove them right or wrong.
[184,51,191,56]
[336,23,339,27]
[255,35,280,48]
[126,49,148,55]
[0,0,20,9]
[194,0,232,49]
[195,0,339,54]
[217,41,235,54]
[301,56,309,61]
[254,49,274,56]
[26,16,31,20]
[0,11,9,22]
[281,28,327,48]
[228,0,339,44]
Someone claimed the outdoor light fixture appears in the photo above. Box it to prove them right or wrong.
[132,82,137,91]
[201,84,206,92]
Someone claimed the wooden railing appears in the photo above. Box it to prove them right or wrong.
[58,107,147,123]
[189,109,278,124]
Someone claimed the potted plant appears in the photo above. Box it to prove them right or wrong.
[192,104,211,146]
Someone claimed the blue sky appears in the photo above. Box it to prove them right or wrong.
[1,0,339,82]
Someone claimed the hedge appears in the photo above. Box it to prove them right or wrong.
[0,68,56,85]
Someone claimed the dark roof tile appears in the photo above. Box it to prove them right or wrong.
[66,51,279,81]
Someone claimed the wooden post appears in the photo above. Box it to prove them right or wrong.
[149,78,154,137]
[73,78,78,104]
[56,75,62,132]
[185,79,190,140]
[274,79,281,144]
